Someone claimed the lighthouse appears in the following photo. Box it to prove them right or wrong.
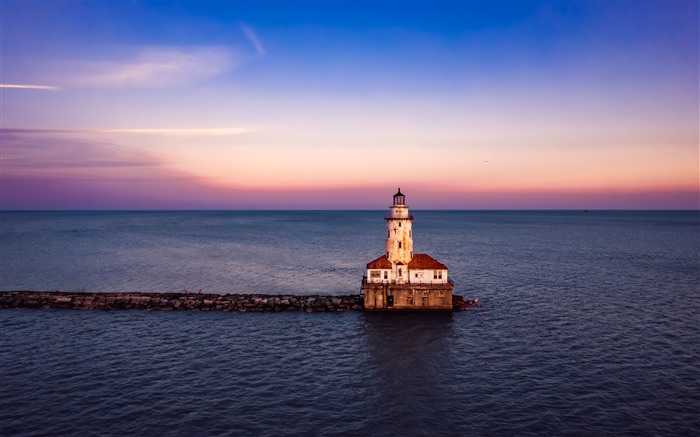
[362,189,453,311]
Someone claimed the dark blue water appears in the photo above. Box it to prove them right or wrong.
[1,211,699,435]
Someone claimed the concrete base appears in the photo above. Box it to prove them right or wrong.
[362,281,453,311]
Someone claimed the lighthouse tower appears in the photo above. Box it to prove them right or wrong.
[384,188,413,258]
[385,189,414,283]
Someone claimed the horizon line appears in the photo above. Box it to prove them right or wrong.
[2,208,698,212]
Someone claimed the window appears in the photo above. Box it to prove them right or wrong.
[415,273,418,278]
[409,230,412,237]
[398,222,402,227]
[398,268,402,276]
[398,242,402,249]
[438,271,443,279]
[433,270,438,279]
[384,271,388,279]
[370,270,380,279]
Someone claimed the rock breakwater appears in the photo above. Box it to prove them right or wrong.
[0,291,360,312]
[0,291,478,312]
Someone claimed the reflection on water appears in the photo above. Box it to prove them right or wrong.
[361,313,456,435]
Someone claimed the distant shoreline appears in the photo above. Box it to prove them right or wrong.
[0,291,477,312]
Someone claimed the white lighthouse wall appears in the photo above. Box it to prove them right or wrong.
[367,269,392,283]
[385,220,413,264]
[408,269,448,284]
[389,205,410,218]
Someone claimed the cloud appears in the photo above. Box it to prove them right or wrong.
[64,46,237,88]
[0,129,244,210]
[240,24,267,56]
[0,131,162,172]
[92,128,251,136]
[2,127,251,137]
[0,84,59,90]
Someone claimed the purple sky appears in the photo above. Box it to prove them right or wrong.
[2,1,698,209]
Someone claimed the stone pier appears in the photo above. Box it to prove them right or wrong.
[0,291,480,312]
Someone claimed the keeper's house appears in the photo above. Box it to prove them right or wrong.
[361,189,453,311]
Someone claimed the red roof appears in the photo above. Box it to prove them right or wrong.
[367,254,447,270]
[366,255,392,269]
[408,254,448,270]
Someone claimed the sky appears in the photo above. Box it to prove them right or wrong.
[1,0,698,209]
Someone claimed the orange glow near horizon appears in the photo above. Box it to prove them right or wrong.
[165,139,698,193]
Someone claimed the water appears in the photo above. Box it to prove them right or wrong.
[1,211,699,436]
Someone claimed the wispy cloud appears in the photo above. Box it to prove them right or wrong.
[0,130,249,210]
[2,127,252,137]
[0,84,59,90]
[94,128,251,136]
[0,131,161,172]
[240,24,267,56]
[64,46,237,88]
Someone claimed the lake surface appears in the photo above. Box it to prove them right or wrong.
[1,210,699,435]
